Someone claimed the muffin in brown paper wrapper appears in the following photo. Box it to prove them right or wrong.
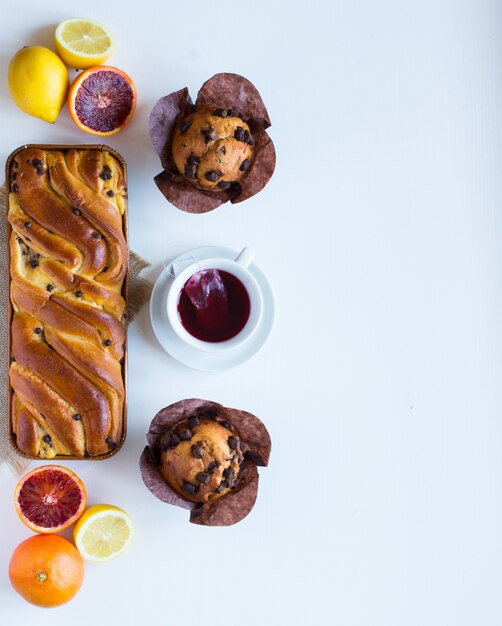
[149,73,276,214]
[139,399,271,526]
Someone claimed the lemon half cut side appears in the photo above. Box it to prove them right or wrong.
[73,504,134,562]
[55,18,115,69]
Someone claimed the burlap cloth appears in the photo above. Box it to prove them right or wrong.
[0,184,152,473]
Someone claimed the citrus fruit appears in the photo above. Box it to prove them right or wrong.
[9,534,84,608]
[8,46,69,123]
[74,504,134,562]
[68,66,137,136]
[55,18,115,69]
[14,465,86,534]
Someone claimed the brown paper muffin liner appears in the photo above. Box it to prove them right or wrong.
[139,398,271,526]
[149,73,276,214]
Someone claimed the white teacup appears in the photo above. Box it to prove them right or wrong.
[166,247,263,352]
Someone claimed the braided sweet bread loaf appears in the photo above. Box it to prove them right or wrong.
[8,147,128,459]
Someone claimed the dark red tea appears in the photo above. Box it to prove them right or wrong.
[177,269,251,342]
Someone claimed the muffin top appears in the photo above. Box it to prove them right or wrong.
[171,107,254,191]
[159,416,244,503]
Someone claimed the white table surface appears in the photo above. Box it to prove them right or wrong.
[2,1,502,624]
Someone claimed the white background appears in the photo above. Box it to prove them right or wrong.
[1,0,502,624]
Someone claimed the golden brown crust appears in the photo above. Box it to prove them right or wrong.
[8,147,127,459]
[171,107,254,190]
[160,418,244,503]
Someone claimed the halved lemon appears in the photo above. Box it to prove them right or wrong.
[73,504,134,562]
[55,18,115,69]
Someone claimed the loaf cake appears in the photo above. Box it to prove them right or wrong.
[159,415,244,503]
[8,147,128,459]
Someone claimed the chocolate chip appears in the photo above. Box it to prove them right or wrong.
[163,432,180,450]
[17,237,23,244]
[104,339,112,346]
[105,437,114,444]
[227,108,239,118]
[247,137,254,146]
[213,108,227,118]
[218,145,226,155]
[34,327,42,334]
[73,413,81,421]
[223,467,235,480]
[179,428,193,441]
[10,171,17,182]
[243,130,251,143]
[217,181,231,190]
[180,120,191,133]
[197,471,210,485]
[201,127,217,144]
[187,415,200,429]
[32,158,44,175]
[228,436,240,450]
[184,154,200,179]
[75,290,83,298]
[108,441,118,450]
[24,221,31,228]
[42,435,51,444]
[106,190,114,197]
[207,461,219,474]
[234,126,245,141]
[182,481,197,495]
[204,170,220,182]
[11,183,18,193]
[191,443,204,459]
[92,232,101,239]
[239,159,251,172]
[220,420,233,431]
[216,482,227,494]
[100,166,112,180]
[29,259,38,268]
[73,208,81,216]
[46,284,53,292]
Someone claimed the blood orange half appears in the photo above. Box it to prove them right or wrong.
[68,66,137,136]
[14,465,87,533]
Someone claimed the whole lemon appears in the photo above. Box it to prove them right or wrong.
[8,46,69,123]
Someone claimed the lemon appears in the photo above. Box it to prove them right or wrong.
[8,46,69,123]
[73,504,134,562]
[55,18,115,69]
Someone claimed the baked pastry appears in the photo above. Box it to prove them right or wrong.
[150,73,276,214]
[8,146,128,459]
[140,399,272,526]
[160,415,244,503]
[171,107,254,191]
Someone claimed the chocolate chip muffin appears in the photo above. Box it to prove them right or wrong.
[159,415,244,503]
[171,107,254,191]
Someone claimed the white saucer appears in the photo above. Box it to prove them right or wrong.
[149,246,275,371]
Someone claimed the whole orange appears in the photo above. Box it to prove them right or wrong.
[9,534,84,607]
